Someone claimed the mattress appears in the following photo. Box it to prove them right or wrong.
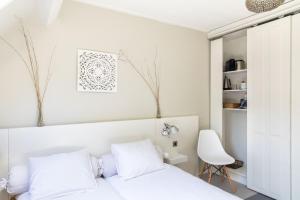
[17,178,124,200]
[106,164,241,200]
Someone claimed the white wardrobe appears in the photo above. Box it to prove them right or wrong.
[210,14,300,200]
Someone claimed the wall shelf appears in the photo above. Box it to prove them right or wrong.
[224,108,247,112]
[228,166,247,177]
[224,69,247,75]
[223,89,247,93]
[227,166,247,185]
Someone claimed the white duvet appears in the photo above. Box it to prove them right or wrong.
[106,164,241,200]
[17,178,124,200]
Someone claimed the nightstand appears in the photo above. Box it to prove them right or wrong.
[164,152,188,165]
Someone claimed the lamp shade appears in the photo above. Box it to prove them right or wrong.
[246,0,285,13]
[170,126,179,135]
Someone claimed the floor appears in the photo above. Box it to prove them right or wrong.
[200,174,274,200]
[246,194,275,200]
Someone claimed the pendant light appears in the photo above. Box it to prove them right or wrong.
[246,0,285,13]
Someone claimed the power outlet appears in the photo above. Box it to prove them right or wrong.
[172,141,178,147]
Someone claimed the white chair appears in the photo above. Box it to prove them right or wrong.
[197,129,237,192]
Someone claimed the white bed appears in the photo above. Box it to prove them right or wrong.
[16,178,124,200]
[106,164,241,200]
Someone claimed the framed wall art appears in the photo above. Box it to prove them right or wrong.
[77,49,118,93]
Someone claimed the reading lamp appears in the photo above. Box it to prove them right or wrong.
[161,123,179,137]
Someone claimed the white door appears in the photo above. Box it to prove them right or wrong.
[210,38,223,138]
[292,13,300,200]
[247,17,291,199]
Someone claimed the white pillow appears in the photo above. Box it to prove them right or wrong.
[29,150,97,200]
[100,154,117,178]
[6,155,99,196]
[90,155,101,177]
[111,139,164,180]
[6,165,29,195]
[100,145,163,178]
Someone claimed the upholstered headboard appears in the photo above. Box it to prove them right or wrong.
[0,115,199,200]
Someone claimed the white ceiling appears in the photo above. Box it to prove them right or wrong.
[0,0,14,10]
[0,0,292,32]
[76,0,256,32]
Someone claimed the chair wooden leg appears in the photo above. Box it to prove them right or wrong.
[199,162,207,177]
[221,166,225,182]
[224,167,237,193]
[207,165,213,183]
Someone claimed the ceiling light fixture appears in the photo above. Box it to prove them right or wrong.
[246,0,285,13]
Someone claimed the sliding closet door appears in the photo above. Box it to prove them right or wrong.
[292,13,300,200]
[210,38,223,138]
[247,17,291,200]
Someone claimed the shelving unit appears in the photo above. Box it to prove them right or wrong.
[210,30,248,185]
[222,30,248,185]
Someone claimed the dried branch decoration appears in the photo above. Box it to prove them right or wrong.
[119,50,161,118]
[0,20,55,127]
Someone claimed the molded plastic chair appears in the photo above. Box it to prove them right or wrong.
[197,130,237,192]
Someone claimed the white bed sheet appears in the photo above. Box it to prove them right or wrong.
[106,164,241,200]
[17,178,124,200]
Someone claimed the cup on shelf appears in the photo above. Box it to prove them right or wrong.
[236,60,246,70]
[240,81,247,90]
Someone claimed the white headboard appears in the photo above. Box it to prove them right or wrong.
[0,116,199,199]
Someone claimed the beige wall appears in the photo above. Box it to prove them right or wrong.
[0,0,209,129]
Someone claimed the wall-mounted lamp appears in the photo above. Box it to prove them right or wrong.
[161,123,179,137]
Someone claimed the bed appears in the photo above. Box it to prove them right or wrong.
[16,165,240,200]
[16,178,124,200]
[0,117,240,200]
[106,164,241,200]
